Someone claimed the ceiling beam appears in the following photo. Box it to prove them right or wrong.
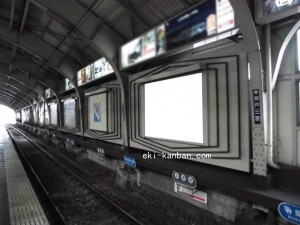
[0,91,28,105]
[10,0,16,30]
[30,27,84,41]
[114,0,149,29]
[0,95,26,108]
[0,67,40,99]
[34,0,124,60]
[0,81,36,103]
[20,0,30,33]
[0,19,80,80]
[0,95,13,103]
[0,87,31,105]
[109,0,147,28]
[10,98,23,108]
[72,0,126,40]
[0,72,43,96]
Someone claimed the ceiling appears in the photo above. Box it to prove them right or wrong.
[0,0,204,110]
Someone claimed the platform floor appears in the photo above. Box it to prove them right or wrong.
[0,125,49,225]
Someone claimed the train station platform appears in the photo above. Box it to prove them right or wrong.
[0,125,49,225]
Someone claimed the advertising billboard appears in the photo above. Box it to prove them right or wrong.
[88,93,107,132]
[94,58,114,79]
[44,102,49,125]
[216,0,235,33]
[120,0,235,69]
[64,99,76,128]
[144,73,203,144]
[256,0,300,24]
[121,30,157,69]
[65,79,75,91]
[156,25,166,55]
[77,57,114,86]
[39,102,44,126]
[50,103,58,126]
[45,88,54,99]
[165,1,216,51]
[263,0,300,15]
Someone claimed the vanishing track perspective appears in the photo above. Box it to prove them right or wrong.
[7,126,144,225]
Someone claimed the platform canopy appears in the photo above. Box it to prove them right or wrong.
[0,0,208,110]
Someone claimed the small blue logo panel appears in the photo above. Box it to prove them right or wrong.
[93,103,101,122]
[278,202,300,225]
[124,155,136,168]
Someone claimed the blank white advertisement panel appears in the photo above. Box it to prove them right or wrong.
[88,93,107,132]
[44,103,49,125]
[50,103,58,126]
[64,99,76,128]
[39,103,44,125]
[145,73,203,143]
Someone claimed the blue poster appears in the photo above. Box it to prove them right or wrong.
[93,103,101,122]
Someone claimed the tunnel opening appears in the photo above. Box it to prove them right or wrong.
[0,105,16,125]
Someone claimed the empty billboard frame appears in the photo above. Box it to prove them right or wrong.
[50,102,58,126]
[38,101,44,126]
[132,64,214,149]
[144,73,204,144]
[130,57,250,172]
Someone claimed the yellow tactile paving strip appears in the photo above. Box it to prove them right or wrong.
[1,127,49,225]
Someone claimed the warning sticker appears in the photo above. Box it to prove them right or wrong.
[174,183,207,204]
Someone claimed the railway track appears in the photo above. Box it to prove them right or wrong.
[6,126,144,225]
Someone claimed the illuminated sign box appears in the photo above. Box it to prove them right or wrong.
[45,88,54,99]
[121,28,163,69]
[77,57,114,86]
[120,0,235,69]
[39,102,44,126]
[65,79,74,91]
[50,103,58,126]
[88,92,108,132]
[63,99,77,128]
[255,0,300,24]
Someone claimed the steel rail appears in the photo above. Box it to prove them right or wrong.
[7,125,144,225]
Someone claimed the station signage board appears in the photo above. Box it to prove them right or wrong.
[278,202,300,224]
[253,89,261,125]
[124,155,136,168]
[120,0,235,69]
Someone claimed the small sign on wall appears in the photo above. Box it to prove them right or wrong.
[278,202,300,225]
[174,183,207,204]
[253,89,261,125]
[124,155,136,168]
